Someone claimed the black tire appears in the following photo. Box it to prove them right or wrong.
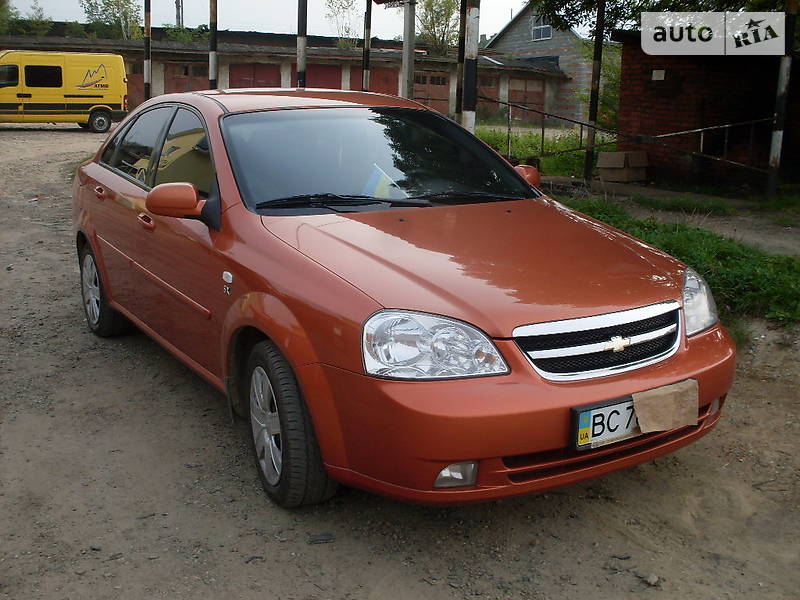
[77,122,89,130]
[78,244,130,337]
[88,109,111,133]
[246,340,337,507]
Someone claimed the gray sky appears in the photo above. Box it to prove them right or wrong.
[11,0,525,40]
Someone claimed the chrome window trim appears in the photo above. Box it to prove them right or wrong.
[524,323,678,360]
[511,301,680,338]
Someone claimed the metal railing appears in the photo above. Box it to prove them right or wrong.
[480,95,773,174]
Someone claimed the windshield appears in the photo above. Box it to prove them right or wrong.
[222,107,535,211]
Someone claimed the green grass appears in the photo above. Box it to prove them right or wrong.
[475,128,614,178]
[560,197,800,325]
[631,195,734,217]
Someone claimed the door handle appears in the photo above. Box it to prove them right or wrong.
[16,93,31,98]
[93,186,106,199]
[137,213,156,231]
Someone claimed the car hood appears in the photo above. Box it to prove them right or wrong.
[260,197,685,338]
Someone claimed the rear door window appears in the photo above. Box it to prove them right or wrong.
[108,107,173,184]
[0,65,19,88]
[154,108,214,196]
[24,65,62,87]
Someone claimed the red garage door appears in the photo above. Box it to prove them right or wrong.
[292,64,342,88]
[413,71,450,114]
[229,63,281,88]
[509,77,544,121]
[164,63,208,94]
[350,66,398,95]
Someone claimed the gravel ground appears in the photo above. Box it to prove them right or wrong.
[1,123,798,600]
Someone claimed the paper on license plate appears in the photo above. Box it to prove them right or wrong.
[575,398,641,450]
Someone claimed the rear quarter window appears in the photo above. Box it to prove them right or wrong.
[106,107,173,185]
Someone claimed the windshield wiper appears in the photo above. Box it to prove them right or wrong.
[255,193,431,210]
[408,191,527,203]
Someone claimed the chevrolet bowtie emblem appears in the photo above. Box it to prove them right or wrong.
[605,335,631,353]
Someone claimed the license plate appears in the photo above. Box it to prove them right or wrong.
[573,397,641,450]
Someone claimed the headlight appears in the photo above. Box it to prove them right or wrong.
[683,268,718,336]
[362,310,509,379]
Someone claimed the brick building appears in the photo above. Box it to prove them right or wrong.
[612,29,798,181]
[486,4,592,122]
[0,25,566,120]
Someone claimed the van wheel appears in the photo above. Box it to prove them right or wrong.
[88,110,111,133]
[79,245,130,337]
[246,340,337,507]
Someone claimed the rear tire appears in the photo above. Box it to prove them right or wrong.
[88,109,111,133]
[79,245,130,337]
[246,340,337,507]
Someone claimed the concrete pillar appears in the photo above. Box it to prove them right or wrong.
[448,64,458,117]
[218,60,229,89]
[460,0,480,132]
[297,0,308,87]
[341,64,351,90]
[152,61,165,97]
[209,0,218,89]
[400,0,415,98]
[280,61,292,88]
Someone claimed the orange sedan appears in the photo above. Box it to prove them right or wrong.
[72,90,735,507]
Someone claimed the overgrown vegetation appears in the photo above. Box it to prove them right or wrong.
[162,24,209,43]
[561,197,800,325]
[476,127,614,178]
[631,195,734,216]
[1,0,52,36]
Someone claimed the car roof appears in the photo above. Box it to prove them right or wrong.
[193,88,427,113]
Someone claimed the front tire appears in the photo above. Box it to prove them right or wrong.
[79,245,129,337]
[88,109,111,133]
[246,340,337,507]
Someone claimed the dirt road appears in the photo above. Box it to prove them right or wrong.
[1,124,798,600]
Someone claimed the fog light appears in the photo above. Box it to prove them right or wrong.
[434,461,478,488]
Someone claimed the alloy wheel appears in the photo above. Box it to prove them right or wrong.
[250,365,283,485]
[81,253,101,327]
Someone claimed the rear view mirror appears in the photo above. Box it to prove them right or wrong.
[514,165,541,188]
[146,182,205,219]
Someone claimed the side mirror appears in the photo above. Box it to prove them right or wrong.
[146,182,206,219]
[514,164,541,188]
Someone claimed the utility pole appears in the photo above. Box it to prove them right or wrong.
[175,0,183,27]
[766,0,797,200]
[209,0,218,89]
[400,0,415,98]
[144,0,151,100]
[362,0,372,91]
[460,0,480,132]
[583,0,606,181]
[297,0,308,87]
[455,0,467,122]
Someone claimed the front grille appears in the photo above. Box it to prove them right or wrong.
[514,302,681,381]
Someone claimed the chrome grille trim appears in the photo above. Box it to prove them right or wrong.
[524,323,678,359]
[514,301,682,382]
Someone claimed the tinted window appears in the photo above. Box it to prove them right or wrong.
[25,65,62,87]
[0,65,18,88]
[223,107,532,208]
[110,107,173,184]
[154,109,213,196]
[100,122,128,165]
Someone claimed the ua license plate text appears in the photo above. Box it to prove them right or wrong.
[575,398,641,450]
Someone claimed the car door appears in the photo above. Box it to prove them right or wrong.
[131,107,233,376]
[21,60,65,121]
[0,63,24,122]
[80,106,175,318]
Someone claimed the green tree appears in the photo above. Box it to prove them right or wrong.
[577,42,620,129]
[79,0,142,40]
[325,0,358,48]
[25,0,51,36]
[163,23,209,43]
[64,21,87,37]
[417,0,459,55]
[0,0,19,34]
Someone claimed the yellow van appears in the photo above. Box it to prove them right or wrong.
[0,50,127,132]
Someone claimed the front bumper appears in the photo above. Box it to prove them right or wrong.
[298,324,736,504]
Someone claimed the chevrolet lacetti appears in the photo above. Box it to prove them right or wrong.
[72,89,736,507]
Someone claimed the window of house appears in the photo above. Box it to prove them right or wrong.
[154,108,214,196]
[414,74,428,85]
[530,15,552,41]
[191,65,208,78]
[0,65,19,88]
[430,75,447,86]
[109,107,173,184]
[480,77,496,88]
[24,65,62,87]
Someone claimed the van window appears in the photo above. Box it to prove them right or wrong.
[0,65,19,88]
[154,109,213,196]
[109,107,173,184]
[25,65,63,87]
